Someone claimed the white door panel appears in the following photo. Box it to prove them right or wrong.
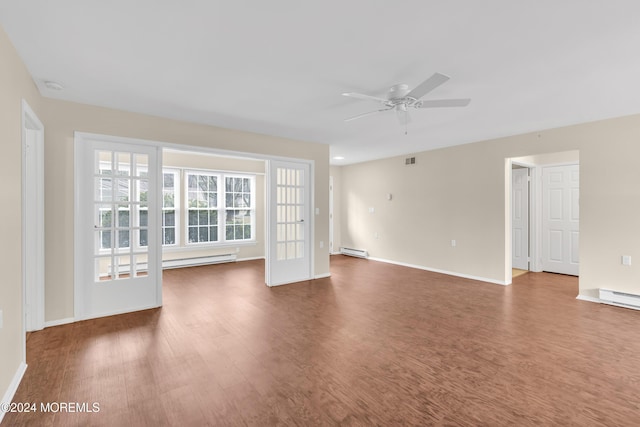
[512,168,529,270]
[76,138,162,319]
[267,160,312,286]
[542,164,579,275]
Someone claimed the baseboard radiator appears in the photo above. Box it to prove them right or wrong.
[163,254,237,269]
[107,254,237,275]
[599,289,640,310]
[339,247,369,258]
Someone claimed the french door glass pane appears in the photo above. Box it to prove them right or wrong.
[93,149,149,282]
[275,167,304,260]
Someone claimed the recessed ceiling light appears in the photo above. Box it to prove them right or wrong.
[43,80,64,90]
[333,156,345,160]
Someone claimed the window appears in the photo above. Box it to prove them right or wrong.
[101,164,256,249]
[225,176,253,241]
[185,171,255,245]
[162,170,179,246]
[186,172,219,244]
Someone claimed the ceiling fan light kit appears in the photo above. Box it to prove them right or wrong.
[343,72,470,125]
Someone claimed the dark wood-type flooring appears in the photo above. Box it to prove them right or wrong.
[5,256,640,426]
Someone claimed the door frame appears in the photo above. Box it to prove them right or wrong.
[265,159,315,287]
[511,164,531,271]
[329,175,334,254]
[507,159,538,284]
[21,100,45,343]
[506,157,580,284]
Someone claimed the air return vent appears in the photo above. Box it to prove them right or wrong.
[405,157,416,165]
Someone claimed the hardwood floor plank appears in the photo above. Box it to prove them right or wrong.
[5,256,640,426]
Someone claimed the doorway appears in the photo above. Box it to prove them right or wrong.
[512,165,530,272]
[508,150,580,283]
[22,100,45,335]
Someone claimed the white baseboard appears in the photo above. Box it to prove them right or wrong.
[0,362,27,424]
[314,273,331,279]
[576,295,602,304]
[368,257,509,286]
[44,317,76,328]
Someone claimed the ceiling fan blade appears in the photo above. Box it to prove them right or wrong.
[407,72,450,100]
[342,92,388,104]
[416,98,471,108]
[344,108,392,122]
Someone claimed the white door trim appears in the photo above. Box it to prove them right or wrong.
[511,167,529,270]
[21,100,45,343]
[329,176,334,254]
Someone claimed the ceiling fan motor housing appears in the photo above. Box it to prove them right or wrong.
[388,84,410,100]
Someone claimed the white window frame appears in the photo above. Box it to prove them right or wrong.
[222,174,256,243]
[185,170,221,245]
[161,168,180,247]
[184,170,256,247]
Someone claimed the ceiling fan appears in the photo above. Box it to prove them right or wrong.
[342,72,470,125]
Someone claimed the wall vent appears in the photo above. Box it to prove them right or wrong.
[599,288,640,310]
[340,247,369,258]
[405,157,416,165]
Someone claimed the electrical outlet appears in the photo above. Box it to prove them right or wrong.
[622,255,632,266]
[451,240,456,247]
[319,241,324,249]
[368,207,375,213]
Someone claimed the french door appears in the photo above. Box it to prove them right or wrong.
[266,160,312,286]
[75,137,162,320]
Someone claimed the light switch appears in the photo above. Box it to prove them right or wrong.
[622,255,632,266]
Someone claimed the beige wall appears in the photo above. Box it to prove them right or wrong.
[514,150,579,165]
[162,151,266,261]
[42,98,330,321]
[0,27,42,404]
[340,115,640,298]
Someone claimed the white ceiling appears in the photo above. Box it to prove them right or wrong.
[2,1,640,164]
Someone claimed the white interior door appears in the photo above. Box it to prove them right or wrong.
[267,160,312,286]
[542,164,579,276]
[75,138,162,320]
[512,167,529,270]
